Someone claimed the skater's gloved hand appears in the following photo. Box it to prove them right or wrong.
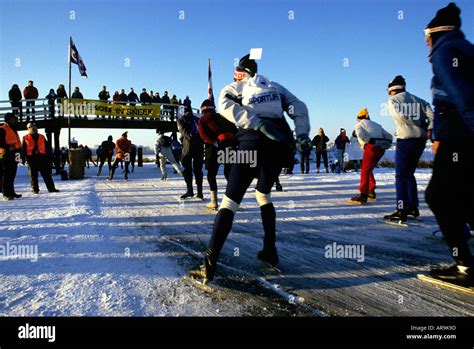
[296,134,312,152]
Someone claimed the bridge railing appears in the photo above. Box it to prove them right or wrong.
[0,97,199,123]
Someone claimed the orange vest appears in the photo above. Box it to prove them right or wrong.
[24,133,47,156]
[0,123,21,156]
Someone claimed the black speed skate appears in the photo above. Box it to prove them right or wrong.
[407,207,420,219]
[180,192,194,200]
[188,251,216,283]
[383,210,407,223]
[429,264,474,287]
[257,247,279,268]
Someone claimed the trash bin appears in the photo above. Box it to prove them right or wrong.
[69,148,85,179]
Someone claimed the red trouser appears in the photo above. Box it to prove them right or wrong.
[359,144,385,194]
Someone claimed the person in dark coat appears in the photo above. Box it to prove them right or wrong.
[140,88,151,104]
[128,88,139,106]
[0,113,22,200]
[423,3,474,286]
[44,89,57,119]
[71,87,85,119]
[8,84,23,121]
[177,106,204,200]
[130,144,137,173]
[98,86,111,119]
[23,81,39,122]
[334,128,350,172]
[97,135,115,176]
[56,84,68,119]
[312,128,330,173]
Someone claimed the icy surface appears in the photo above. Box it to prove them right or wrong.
[0,162,472,316]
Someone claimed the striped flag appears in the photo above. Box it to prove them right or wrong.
[208,58,214,103]
[70,37,88,78]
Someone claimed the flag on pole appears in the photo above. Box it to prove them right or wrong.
[208,58,214,104]
[70,37,88,78]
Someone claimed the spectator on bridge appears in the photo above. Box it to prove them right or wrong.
[97,135,115,176]
[45,89,57,119]
[21,122,59,194]
[9,84,23,121]
[23,81,39,122]
[128,88,139,106]
[171,94,180,119]
[98,85,111,119]
[153,92,161,104]
[148,90,154,103]
[99,86,110,102]
[161,91,171,117]
[118,89,128,104]
[183,96,192,109]
[56,84,68,119]
[72,87,85,119]
[140,88,151,104]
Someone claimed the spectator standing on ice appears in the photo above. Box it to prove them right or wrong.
[0,113,22,200]
[347,108,393,204]
[383,75,433,223]
[424,3,474,285]
[21,122,59,194]
[334,128,350,172]
[312,128,329,173]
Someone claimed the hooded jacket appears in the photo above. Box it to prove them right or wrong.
[430,29,474,139]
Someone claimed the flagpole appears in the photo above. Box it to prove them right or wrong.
[68,37,72,148]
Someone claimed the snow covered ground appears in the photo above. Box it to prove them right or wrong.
[0,162,473,317]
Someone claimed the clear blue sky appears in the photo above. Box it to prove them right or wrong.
[1,0,473,148]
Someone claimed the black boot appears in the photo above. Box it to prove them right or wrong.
[257,247,279,267]
[368,190,376,201]
[429,263,473,286]
[407,207,420,218]
[196,185,204,201]
[188,249,217,283]
[348,193,368,204]
[108,167,116,180]
[180,191,194,200]
[383,210,408,222]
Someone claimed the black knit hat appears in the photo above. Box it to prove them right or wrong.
[388,75,406,92]
[427,2,461,29]
[200,99,215,113]
[3,112,15,122]
[237,54,257,77]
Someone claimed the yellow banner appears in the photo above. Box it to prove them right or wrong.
[61,99,164,118]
